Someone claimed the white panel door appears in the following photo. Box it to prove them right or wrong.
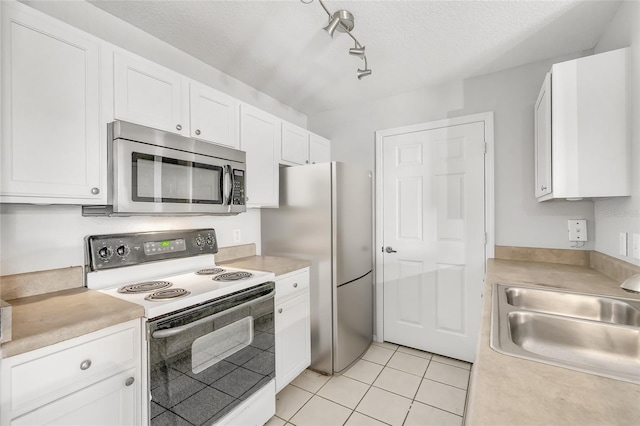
[189,82,238,148]
[114,51,188,135]
[382,122,485,362]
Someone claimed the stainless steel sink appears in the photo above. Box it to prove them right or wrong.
[505,286,640,326]
[491,284,640,383]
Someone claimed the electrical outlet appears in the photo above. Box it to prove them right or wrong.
[619,232,628,256]
[632,234,640,260]
[568,219,587,242]
[233,229,242,243]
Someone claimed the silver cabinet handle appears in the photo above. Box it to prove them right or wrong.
[305,160,309,164]
[385,246,397,253]
[195,129,201,135]
[125,377,135,386]
[540,186,547,191]
[278,308,283,314]
[176,124,182,131]
[91,187,100,195]
[293,283,298,288]
[80,360,92,370]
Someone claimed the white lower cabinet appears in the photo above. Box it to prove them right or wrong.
[0,319,143,426]
[275,268,311,392]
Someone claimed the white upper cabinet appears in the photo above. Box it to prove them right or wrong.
[535,48,630,201]
[189,82,239,148]
[534,72,552,199]
[309,133,331,164]
[114,50,189,136]
[281,123,331,166]
[239,103,281,208]
[0,1,107,204]
[281,122,310,166]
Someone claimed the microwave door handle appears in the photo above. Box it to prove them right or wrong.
[150,289,275,339]
[223,165,232,205]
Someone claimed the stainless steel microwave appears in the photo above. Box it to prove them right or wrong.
[82,121,246,216]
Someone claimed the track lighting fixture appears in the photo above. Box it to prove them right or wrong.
[301,0,372,79]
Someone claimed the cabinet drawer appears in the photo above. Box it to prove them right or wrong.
[8,323,137,413]
[276,270,309,303]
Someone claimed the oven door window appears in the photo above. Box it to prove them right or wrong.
[132,152,223,204]
[191,317,253,374]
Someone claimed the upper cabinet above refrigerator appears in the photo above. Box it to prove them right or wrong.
[534,47,630,201]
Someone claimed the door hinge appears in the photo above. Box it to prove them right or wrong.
[484,233,488,245]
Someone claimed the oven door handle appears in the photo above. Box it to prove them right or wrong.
[150,289,274,339]
[223,165,233,205]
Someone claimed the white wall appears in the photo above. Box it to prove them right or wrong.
[309,52,596,250]
[592,0,640,266]
[0,1,302,276]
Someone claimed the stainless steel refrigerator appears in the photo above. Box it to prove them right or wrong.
[262,162,373,375]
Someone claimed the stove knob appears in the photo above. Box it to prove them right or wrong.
[206,236,214,246]
[98,247,112,260]
[116,245,129,257]
[195,236,205,247]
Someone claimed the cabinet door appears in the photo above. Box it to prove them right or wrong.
[534,72,552,199]
[0,2,105,203]
[114,51,188,136]
[189,82,238,148]
[281,122,309,166]
[239,104,281,207]
[275,292,311,392]
[309,133,331,164]
[11,369,138,426]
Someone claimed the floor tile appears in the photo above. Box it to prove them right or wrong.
[150,410,192,426]
[425,362,470,390]
[414,379,467,416]
[265,415,286,426]
[317,375,369,409]
[371,341,399,351]
[404,401,463,426]
[211,366,263,398]
[343,359,384,384]
[171,386,236,425]
[290,395,352,426]
[344,411,388,426]
[431,354,471,370]
[290,369,331,393]
[362,344,395,365]
[397,345,433,360]
[275,385,313,420]
[356,386,412,426]
[151,374,206,408]
[387,351,430,377]
[373,366,422,399]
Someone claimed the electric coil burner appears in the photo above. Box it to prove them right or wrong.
[195,267,226,275]
[213,271,254,281]
[117,281,172,294]
[84,228,276,426]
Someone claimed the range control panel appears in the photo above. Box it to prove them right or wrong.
[86,229,218,271]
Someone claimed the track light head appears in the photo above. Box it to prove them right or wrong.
[357,68,372,80]
[323,15,341,36]
[349,45,366,58]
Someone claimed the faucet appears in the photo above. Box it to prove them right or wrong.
[620,273,640,294]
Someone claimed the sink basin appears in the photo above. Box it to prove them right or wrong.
[491,284,640,383]
[505,286,640,326]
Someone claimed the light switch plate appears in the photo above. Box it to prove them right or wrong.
[619,232,628,256]
[568,219,587,242]
[632,234,640,260]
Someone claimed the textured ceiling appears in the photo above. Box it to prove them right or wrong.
[88,0,621,115]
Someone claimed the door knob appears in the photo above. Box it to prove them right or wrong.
[385,246,397,253]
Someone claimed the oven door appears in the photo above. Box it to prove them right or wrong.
[147,282,275,425]
[113,139,245,215]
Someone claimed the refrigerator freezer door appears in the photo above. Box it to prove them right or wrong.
[334,163,373,286]
[335,271,373,373]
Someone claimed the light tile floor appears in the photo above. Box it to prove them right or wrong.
[267,341,472,426]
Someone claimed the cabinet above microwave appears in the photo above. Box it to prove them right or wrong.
[534,47,630,201]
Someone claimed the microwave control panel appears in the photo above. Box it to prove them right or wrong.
[232,169,246,205]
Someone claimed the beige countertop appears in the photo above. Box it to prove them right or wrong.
[466,259,640,425]
[1,288,144,358]
[220,255,310,277]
